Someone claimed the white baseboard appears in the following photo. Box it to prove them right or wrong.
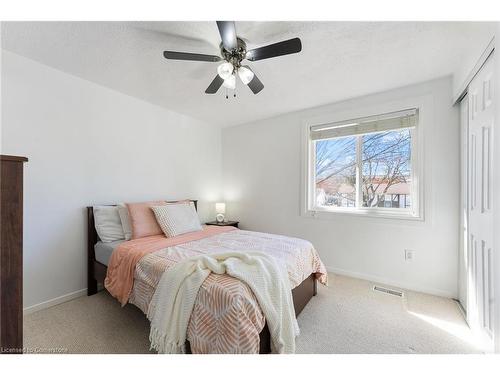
[23,288,88,315]
[326,266,456,299]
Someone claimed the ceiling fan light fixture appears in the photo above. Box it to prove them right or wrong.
[222,74,236,90]
[217,62,234,80]
[163,21,302,96]
[238,66,255,85]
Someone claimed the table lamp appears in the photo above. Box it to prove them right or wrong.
[215,202,226,223]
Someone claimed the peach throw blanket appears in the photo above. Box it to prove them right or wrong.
[104,226,236,305]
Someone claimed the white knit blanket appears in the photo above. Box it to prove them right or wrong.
[147,251,300,354]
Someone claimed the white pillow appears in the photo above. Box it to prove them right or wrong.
[117,204,132,240]
[151,202,202,237]
[93,206,125,243]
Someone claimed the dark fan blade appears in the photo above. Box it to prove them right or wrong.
[163,51,221,62]
[216,21,237,50]
[241,66,264,94]
[246,38,302,61]
[248,74,264,94]
[205,75,224,94]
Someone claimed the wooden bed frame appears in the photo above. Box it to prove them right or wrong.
[86,200,317,354]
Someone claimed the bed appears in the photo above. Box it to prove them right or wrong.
[87,200,327,353]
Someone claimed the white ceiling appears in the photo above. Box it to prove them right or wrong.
[1,21,495,127]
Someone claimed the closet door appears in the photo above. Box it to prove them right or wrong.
[467,52,495,350]
[459,96,468,311]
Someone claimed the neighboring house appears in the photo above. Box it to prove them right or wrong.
[316,176,410,208]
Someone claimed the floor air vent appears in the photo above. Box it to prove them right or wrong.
[373,285,404,297]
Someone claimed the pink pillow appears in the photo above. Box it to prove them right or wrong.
[126,201,167,239]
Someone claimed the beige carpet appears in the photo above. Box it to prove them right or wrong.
[24,274,483,354]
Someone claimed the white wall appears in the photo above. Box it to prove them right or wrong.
[452,24,496,99]
[1,51,222,310]
[493,28,500,354]
[222,77,460,298]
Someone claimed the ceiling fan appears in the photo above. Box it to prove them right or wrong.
[163,21,302,96]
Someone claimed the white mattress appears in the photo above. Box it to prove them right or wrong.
[94,239,126,266]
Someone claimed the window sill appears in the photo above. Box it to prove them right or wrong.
[304,207,423,221]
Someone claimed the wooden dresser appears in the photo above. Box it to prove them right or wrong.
[0,155,28,354]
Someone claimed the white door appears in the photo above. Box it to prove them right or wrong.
[459,96,468,311]
[467,52,495,351]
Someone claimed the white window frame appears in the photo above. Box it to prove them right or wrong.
[300,96,428,221]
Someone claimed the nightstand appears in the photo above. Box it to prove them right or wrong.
[205,221,239,228]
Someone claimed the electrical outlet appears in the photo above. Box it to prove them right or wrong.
[405,249,414,262]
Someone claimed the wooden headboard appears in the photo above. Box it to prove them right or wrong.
[86,200,198,295]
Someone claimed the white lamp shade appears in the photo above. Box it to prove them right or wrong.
[217,62,234,80]
[222,74,236,90]
[238,66,255,85]
[215,202,226,214]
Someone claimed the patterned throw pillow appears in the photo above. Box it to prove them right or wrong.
[151,202,202,237]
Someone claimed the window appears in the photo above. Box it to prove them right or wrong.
[306,108,420,218]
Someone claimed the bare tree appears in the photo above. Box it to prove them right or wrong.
[361,130,411,207]
[315,137,357,206]
[315,130,411,208]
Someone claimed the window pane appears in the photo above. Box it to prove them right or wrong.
[361,129,411,208]
[315,136,357,208]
